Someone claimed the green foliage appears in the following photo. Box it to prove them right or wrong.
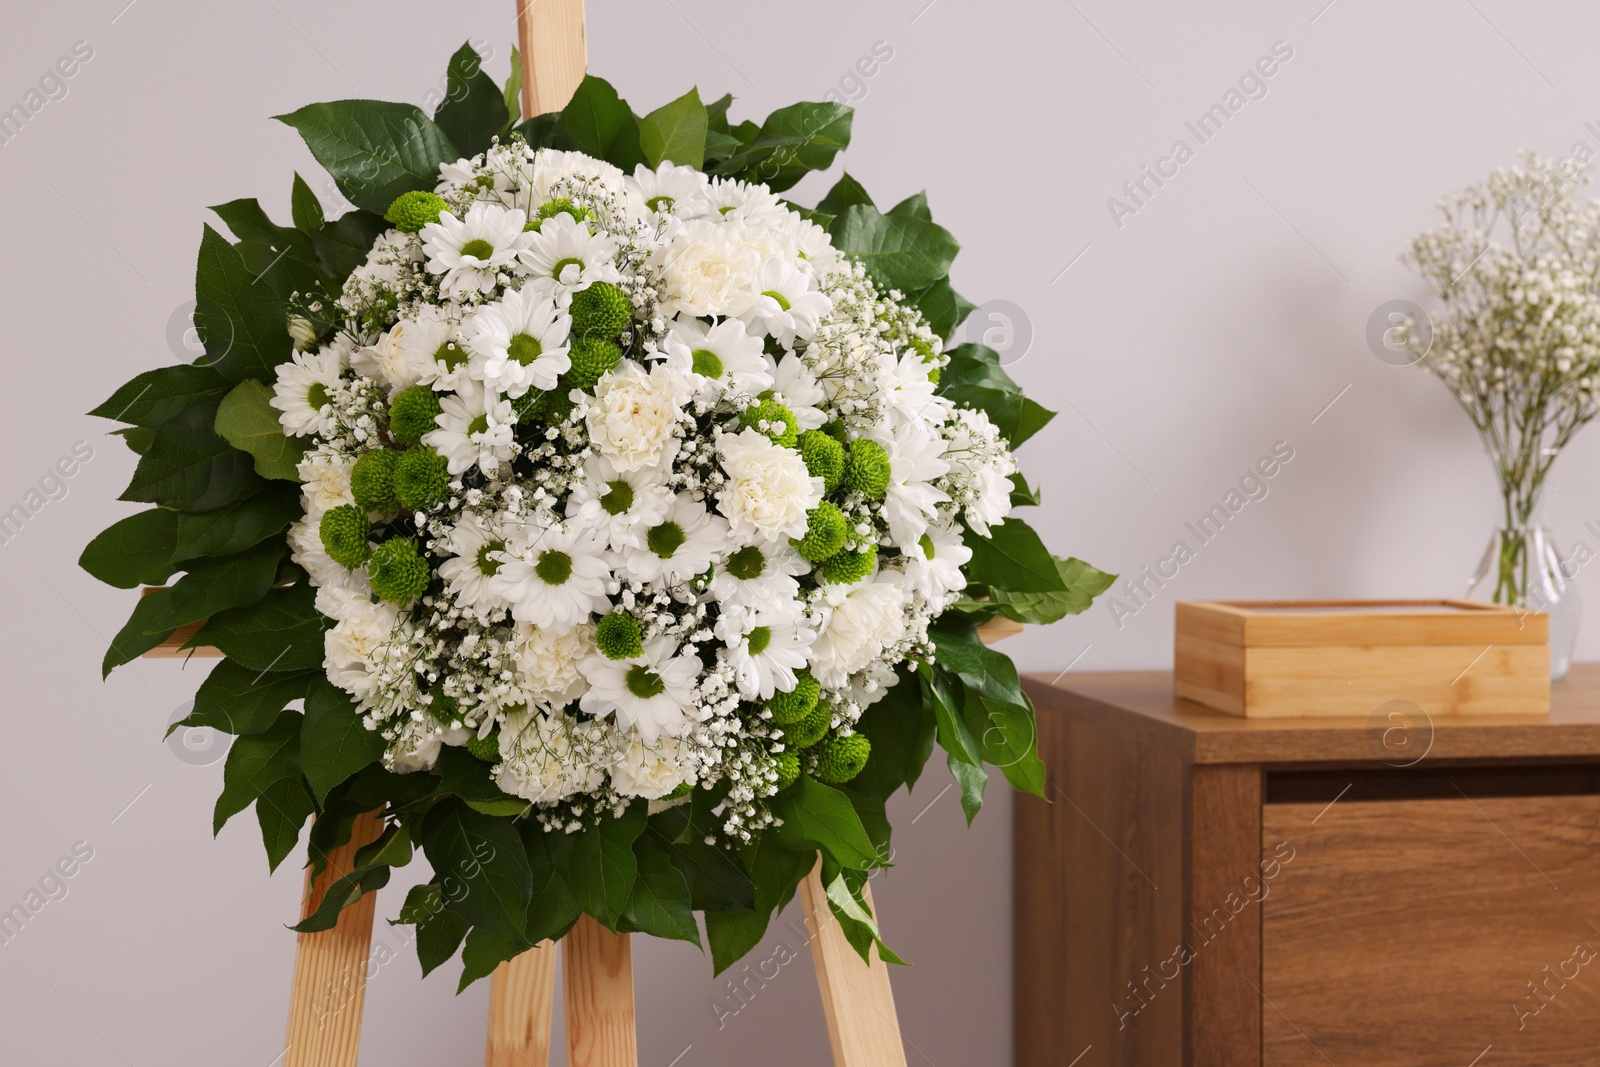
[215,379,306,480]
[301,678,387,804]
[79,509,180,589]
[214,710,301,834]
[181,660,317,737]
[964,518,1067,594]
[938,343,1055,446]
[193,223,295,383]
[546,801,647,929]
[640,87,709,170]
[191,583,327,672]
[770,775,881,871]
[797,429,845,490]
[433,42,509,157]
[368,537,429,603]
[120,394,264,511]
[793,501,847,561]
[394,446,449,511]
[90,364,228,427]
[984,555,1117,624]
[713,101,853,193]
[418,799,534,941]
[350,449,400,512]
[829,202,959,294]
[559,76,646,172]
[276,100,461,214]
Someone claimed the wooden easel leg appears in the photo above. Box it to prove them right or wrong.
[486,942,558,1066]
[800,866,910,1067]
[282,809,386,1067]
[562,915,637,1067]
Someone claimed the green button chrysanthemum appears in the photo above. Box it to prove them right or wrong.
[740,398,799,447]
[568,281,633,339]
[765,670,820,725]
[565,337,624,390]
[845,438,890,497]
[781,697,832,749]
[368,537,429,603]
[814,734,871,784]
[389,386,442,448]
[465,731,500,763]
[595,611,644,660]
[393,446,450,512]
[819,543,877,585]
[349,449,399,513]
[797,429,845,492]
[383,190,448,233]
[773,749,801,791]
[792,501,847,562]
[318,504,371,569]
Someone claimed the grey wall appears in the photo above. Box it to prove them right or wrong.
[4,0,1598,1063]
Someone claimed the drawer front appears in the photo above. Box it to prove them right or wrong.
[1262,795,1600,1066]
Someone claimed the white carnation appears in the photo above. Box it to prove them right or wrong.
[810,578,909,689]
[586,360,690,472]
[715,428,823,541]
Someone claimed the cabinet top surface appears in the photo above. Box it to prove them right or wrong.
[1024,664,1600,765]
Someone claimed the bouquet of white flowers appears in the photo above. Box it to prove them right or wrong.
[81,44,1108,983]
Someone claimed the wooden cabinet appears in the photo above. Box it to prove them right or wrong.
[1016,668,1600,1066]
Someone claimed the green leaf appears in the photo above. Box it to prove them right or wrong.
[89,364,229,428]
[121,393,264,511]
[715,101,854,193]
[702,129,740,163]
[291,173,324,232]
[639,87,708,169]
[256,776,315,872]
[301,678,386,804]
[550,802,646,927]
[704,910,772,975]
[502,46,524,127]
[704,92,734,131]
[396,884,471,978]
[928,614,1027,707]
[830,203,959,293]
[851,669,936,802]
[815,172,875,217]
[102,588,176,677]
[987,555,1115,624]
[276,101,461,215]
[623,839,699,945]
[80,509,180,589]
[824,868,906,966]
[523,826,583,944]
[559,76,645,171]
[906,278,975,343]
[290,864,391,933]
[434,747,528,816]
[664,838,755,912]
[173,486,300,562]
[964,518,1066,594]
[215,379,306,481]
[888,191,931,220]
[311,209,390,284]
[966,690,1045,797]
[355,823,414,870]
[215,710,302,834]
[923,663,982,766]
[434,42,510,157]
[1009,472,1042,508]
[113,426,156,455]
[513,113,560,150]
[948,755,987,824]
[190,582,327,672]
[193,224,293,383]
[161,539,285,631]
[418,799,532,940]
[458,925,531,991]
[770,776,880,871]
[182,660,318,736]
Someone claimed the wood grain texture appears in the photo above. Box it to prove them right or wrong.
[1184,598,1545,647]
[1015,681,1189,1066]
[1027,668,1600,765]
[517,0,586,118]
[487,943,557,1067]
[282,809,386,1067]
[1185,765,1262,1067]
[1262,795,1600,1066]
[800,863,910,1067]
[562,916,636,1067]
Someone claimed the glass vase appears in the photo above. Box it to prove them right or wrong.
[1466,525,1581,680]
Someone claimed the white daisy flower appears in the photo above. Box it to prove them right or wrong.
[739,258,832,344]
[270,348,344,437]
[420,202,534,296]
[715,427,823,542]
[468,286,573,398]
[765,352,828,431]
[519,213,621,303]
[621,493,730,585]
[716,603,816,700]
[709,539,810,613]
[810,577,909,689]
[879,349,951,428]
[585,360,691,472]
[437,511,512,618]
[396,310,474,393]
[658,317,772,400]
[609,730,695,800]
[685,177,788,225]
[578,636,700,743]
[902,519,972,600]
[491,522,613,632]
[423,380,516,475]
[512,621,594,708]
[656,218,760,318]
[627,161,708,216]
[870,422,951,549]
[564,454,674,551]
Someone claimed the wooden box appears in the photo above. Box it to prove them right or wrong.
[1174,599,1549,718]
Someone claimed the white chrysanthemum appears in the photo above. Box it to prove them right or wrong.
[767,352,828,431]
[715,428,823,542]
[879,349,950,428]
[585,360,691,472]
[941,408,1016,537]
[902,520,971,600]
[490,522,612,631]
[420,202,533,296]
[621,493,730,585]
[739,258,832,344]
[423,379,516,475]
[468,286,573,398]
[810,578,909,689]
[398,310,474,392]
[519,213,622,303]
[710,539,810,612]
[564,454,674,551]
[579,636,700,743]
[627,161,707,216]
[775,211,840,274]
[871,422,951,549]
[270,348,344,437]
[513,621,595,708]
[659,317,771,400]
[609,730,695,800]
[526,148,631,208]
[684,177,788,225]
[437,511,511,618]
[297,452,355,520]
[716,603,816,700]
[657,218,760,318]
[496,706,606,803]
[322,586,402,700]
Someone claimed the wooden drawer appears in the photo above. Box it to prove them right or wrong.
[1262,792,1600,1066]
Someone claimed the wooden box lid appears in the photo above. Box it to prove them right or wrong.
[1176,598,1547,648]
